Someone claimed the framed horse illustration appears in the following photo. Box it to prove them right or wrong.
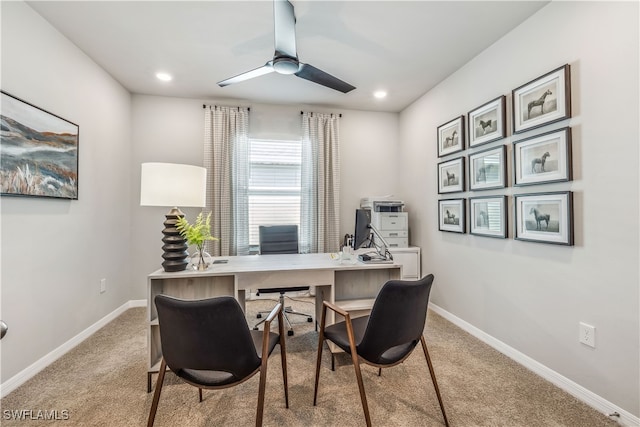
[438,156,465,194]
[438,198,466,233]
[512,64,571,134]
[469,196,507,238]
[468,96,506,148]
[469,145,507,191]
[437,116,464,157]
[513,127,572,186]
[514,191,573,245]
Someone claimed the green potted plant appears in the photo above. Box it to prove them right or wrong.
[176,212,218,270]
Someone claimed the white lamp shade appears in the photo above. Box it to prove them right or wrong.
[140,162,206,207]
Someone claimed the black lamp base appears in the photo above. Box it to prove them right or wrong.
[161,207,189,272]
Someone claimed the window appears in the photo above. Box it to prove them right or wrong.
[248,139,302,246]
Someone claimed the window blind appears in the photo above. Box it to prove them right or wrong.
[248,139,302,246]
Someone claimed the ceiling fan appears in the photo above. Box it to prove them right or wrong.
[217,0,356,93]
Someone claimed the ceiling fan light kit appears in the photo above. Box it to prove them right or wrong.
[218,0,355,94]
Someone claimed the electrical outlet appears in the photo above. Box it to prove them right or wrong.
[579,322,595,348]
[100,278,107,294]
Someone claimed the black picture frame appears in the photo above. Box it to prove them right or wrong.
[512,64,571,134]
[437,116,465,157]
[438,198,466,233]
[469,145,507,191]
[514,191,574,246]
[1,90,79,199]
[469,195,507,239]
[467,95,506,148]
[513,127,572,186]
[438,156,465,194]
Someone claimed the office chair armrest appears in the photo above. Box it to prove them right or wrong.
[260,303,283,361]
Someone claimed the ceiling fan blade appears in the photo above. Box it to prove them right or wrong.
[295,63,356,93]
[274,0,297,58]
[217,62,275,87]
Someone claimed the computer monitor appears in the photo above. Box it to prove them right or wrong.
[353,209,372,250]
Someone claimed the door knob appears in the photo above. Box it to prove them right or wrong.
[0,320,7,339]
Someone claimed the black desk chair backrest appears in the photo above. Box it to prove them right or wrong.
[148,295,289,427]
[255,225,313,335]
[259,225,299,255]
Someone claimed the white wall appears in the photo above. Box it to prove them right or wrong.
[399,1,639,418]
[129,96,399,299]
[0,2,133,382]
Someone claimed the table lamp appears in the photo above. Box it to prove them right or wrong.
[140,162,207,272]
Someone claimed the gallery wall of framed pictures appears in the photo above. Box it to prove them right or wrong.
[435,63,575,246]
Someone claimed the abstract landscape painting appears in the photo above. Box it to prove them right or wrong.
[1,91,78,199]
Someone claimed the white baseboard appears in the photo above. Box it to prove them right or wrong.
[0,299,145,398]
[429,303,639,427]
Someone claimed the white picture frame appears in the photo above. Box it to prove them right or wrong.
[512,64,571,134]
[469,145,507,191]
[513,127,572,186]
[469,196,507,239]
[514,191,573,245]
[438,156,465,194]
[438,198,465,233]
[437,116,464,157]
[468,95,506,148]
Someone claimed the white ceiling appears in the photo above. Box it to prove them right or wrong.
[27,1,548,113]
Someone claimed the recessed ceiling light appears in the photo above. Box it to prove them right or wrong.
[373,90,387,99]
[156,72,173,82]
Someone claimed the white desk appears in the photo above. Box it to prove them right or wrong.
[146,253,402,391]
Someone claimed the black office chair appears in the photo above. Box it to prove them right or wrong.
[313,274,449,427]
[148,295,289,427]
[253,225,313,336]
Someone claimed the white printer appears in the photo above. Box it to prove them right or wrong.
[360,196,409,248]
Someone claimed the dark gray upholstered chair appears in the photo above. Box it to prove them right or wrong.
[148,295,289,427]
[313,274,449,427]
[253,225,313,335]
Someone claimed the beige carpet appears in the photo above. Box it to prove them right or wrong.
[0,297,617,426]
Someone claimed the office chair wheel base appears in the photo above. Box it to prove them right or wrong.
[256,313,262,319]
[287,330,294,336]
[307,318,313,322]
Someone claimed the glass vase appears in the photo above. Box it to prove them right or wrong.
[189,249,212,271]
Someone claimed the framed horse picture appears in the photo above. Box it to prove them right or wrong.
[514,191,573,245]
[438,156,465,194]
[469,145,507,191]
[469,196,507,238]
[438,198,465,233]
[512,64,571,134]
[437,116,464,157]
[467,96,506,148]
[513,127,572,186]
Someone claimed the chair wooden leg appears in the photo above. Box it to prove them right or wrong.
[199,388,203,402]
[256,359,268,427]
[378,368,382,377]
[147,359,167,427]
[344,316,371,427]
[350,353,372,427]
[313,304,328,406]
[420,336,450,427]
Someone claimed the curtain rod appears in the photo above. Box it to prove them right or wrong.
[202,104,250,111]
[301,111,342,117]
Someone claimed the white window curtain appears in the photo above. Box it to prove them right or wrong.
[203,106,250,256]
[300,112,341,253]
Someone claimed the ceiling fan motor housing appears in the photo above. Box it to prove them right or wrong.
[273,56,300,74]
